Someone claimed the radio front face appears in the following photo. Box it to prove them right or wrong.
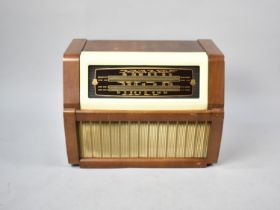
[80,52,208,110]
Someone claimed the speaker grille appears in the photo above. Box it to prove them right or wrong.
[79,121,211,158]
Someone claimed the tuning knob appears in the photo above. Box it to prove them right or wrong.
[92,79,98,86]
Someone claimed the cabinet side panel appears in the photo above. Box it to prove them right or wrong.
[208,58,224,108]
[63,39,86,108]
[198,40,224,108]
[63,61,80,108]
[64,108,79,164]
[206,117,224,164]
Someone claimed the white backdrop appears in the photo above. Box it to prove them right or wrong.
[0,0,280,209]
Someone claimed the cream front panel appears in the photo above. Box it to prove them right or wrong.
[80,52,208,110]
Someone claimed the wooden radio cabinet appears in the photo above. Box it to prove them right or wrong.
[63,39,224,168]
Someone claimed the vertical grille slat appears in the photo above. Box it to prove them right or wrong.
[79,121,211,158]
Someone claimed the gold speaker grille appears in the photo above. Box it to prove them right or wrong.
[79,121,211,158]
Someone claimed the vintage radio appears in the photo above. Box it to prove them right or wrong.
[63,39,224,168]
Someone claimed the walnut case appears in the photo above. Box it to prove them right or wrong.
[63,39,224,168]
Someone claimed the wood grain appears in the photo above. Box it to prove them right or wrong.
[64,108,79,164]
[80,158,207,168]
[84,40,204,52]
[206,117,224,164]
[64,39,87,58]
[75,109,224,122]
[63,39,87,109]
[198,39,224,109]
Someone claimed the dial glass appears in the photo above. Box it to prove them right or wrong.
[88,65,199,98]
